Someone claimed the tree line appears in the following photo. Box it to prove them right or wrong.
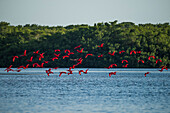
[0,20,169,68]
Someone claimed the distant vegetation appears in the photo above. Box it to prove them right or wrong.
[0,21,169,68]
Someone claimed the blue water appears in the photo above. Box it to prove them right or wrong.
[0,68,170,113]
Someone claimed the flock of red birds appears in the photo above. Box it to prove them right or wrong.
[5,43,168,77]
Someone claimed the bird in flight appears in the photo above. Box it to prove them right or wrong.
[144,72,150,77]
[98,43,104,48]
[109,72,116,77]
[20,50,27,57]
[12,56,19,62]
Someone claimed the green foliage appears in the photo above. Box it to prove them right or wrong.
[0,21,169,68]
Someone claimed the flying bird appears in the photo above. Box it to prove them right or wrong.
[79,70,84,75]
[77,48,84,53]
[119,50,125,54]
[83,69,89,74]
[27,56,33,62]
[145,72,150,77]
[138,60,144,63]
[122,64,128,67]
[85,54,93,58]
[130,50,136,55]
[156,59,162,64]
[122,60,128,63]
[98,43,104,48]
[108,51,115,56]
[59,72,67,77]
[74,45,82,49]
[62,55,69,59]
[39,53,44,61]
[98,54,103,57]
[33,50,39,54]
[54,49,60,52]
[20,50,27,57]
[12,56,19,62]
[109,72,116,77]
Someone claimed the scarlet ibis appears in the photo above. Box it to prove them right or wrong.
[59,72,67,77]
[110,64,117,67]
[122,60,128,63]
[54,49,60,52]
[85,54,93,58]
[64,49,70,53]
[25,64,29,68]
[130,50,136,55]
[83,69,89,74]
[33,63,39,67]
[40,63,44,68]
[20,50,27,57]
[77,48,84,53]
[43,61,49,63]
[137,51,141,54]
[122,64,128,67]
[148,56,155,60]
[108,51,115,56]
[12,56,19,62]
[145,72,150,77]
[119,50,125,54]
[53,67,59,69]
[79,70,84,75]
[156,59,162,64]
[17,66,26,69]
[46,68,53,76]
[98,43,104,48]
[98,54,103,57]
[4,65,13,72]
[74,45,82,49]
[68,52,74,56]
[109,72,116,77]
[52,57,58,61]
[54,53,61,57]
[33,50,39,54]
[62,55,69,59]
[39,53,44,61]
[138,60,144,63]
[27,56,33,62]
[15,69,22,72]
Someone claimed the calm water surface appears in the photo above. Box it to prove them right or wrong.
[0,68,170,113]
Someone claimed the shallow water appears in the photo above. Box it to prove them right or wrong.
[0,68,170,113]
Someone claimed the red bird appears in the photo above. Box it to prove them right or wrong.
[109,72,116,77]
[68,52,74,56]
[62,55,69,59]
[43,61,49,63]
[33,50,39,54]
[12,56,19,62]
[27,56,33,62]
[156,59,162,64]
[98,43,104,48]
[40,63,44,68]
[79,70,84,75]
[122,64,128,67]
[85,54,93,58]
[39,53,44,61]
[108,51,115,56]
[25,64,29,68]
[137,51,141,54]
[138,60,144,63]
[59,72,67,77]
[15,69,22,72]
[33,63,39,67]
[20,50,27,57]
[77,48,84,53]
[17,65,26,69]
[46,68,53,76]
[83,69,89,74]
[119,50,125,54]
[53,67,59,69]
[54,53,61,57]
[52,57,58,61]
[145,72,150,77]
[98,54,103,57]
[122,60,128,63]
[74,45,82,49]
[68,71,73,75]
[64,49,70,53]
[4,65,13,72]
[130,50,136,55]
[54,49,60,52]
[148,56,155,60]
